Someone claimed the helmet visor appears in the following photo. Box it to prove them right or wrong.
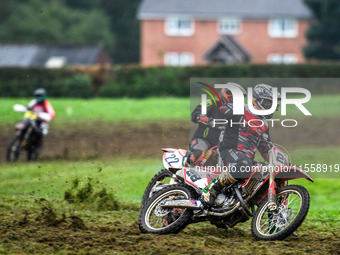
[35,94,46,103]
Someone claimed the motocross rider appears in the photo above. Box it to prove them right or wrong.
[203,84,280,206]
[27,88,55,141]
[190,83,246,166]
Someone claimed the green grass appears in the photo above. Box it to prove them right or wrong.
[0,158,163,204]
[0,146,339,220]
[0,97,190,126]
[0,94,339,126]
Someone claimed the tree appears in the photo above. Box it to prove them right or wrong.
[0,0,114,53]
[64,0,99,10]
[0,1,15,23]
[0,0,142,64]
[99,0,141,64]
[304,0,340,60]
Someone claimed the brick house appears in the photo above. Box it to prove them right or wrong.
[138,0,312,66]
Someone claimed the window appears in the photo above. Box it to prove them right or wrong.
[267,54,298,64]
[165,17,194,36]
[268,18,298,38]
[218,18,240,34]
[164,52,194,66]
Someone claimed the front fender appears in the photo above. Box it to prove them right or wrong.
[250,166,313,206]
[275,166,314,183]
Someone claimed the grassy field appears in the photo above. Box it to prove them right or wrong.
[0,94,339,126]
[0,95,339,254]
[0,98,190,125]
[0,152,339,254]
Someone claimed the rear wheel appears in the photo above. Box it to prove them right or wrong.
[139,185,195,234]
[251,185,310,241]
[6,136,22,162]
[141,169,175,205]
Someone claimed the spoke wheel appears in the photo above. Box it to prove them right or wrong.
[139,185,194,234]
[251,185,310,241]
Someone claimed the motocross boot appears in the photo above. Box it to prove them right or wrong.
[202,171,238,207]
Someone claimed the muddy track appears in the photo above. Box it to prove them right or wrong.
[1,117,339,161]
[0,207,339,255]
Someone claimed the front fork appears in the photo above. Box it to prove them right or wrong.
[267,150,278,212]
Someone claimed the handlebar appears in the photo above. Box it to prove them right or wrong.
[258,131,274,148]
[13,104,51,122]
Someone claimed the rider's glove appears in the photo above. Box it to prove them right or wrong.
[247,125,261,136]
[198,115,214,126]
[199,115,209,123]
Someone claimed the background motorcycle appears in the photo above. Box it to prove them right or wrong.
[138,135,313,241]
[6,104,51,162]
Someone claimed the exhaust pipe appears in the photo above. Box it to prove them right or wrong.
[161,200,203,210]
[206,202,241,217]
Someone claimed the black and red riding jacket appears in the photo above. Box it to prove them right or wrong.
[218,103,271,161]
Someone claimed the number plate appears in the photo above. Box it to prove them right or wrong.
[272,146,289,166]
[163,149,187,169]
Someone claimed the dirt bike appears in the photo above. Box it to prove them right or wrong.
[141,146,219,205]
[139,134,313,241]
[6,104,51,162]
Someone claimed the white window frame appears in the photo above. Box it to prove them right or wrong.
[165,16,194,36]
[268,18,298,38]
[45,56,67,68]
[218,18,241,35]
[164,52,194,66]
[267,53,298,64]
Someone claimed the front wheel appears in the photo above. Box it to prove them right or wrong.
[27,144,41,161]
[251,185,310,241]
[27,135,42,161]
[139,185,195,234]
[6,136,22,162]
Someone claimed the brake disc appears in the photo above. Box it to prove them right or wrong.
[273,206,294,228]
[154,199,171,217]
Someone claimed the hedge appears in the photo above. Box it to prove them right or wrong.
[0,68,92,98]
[98,64,340,97]
[1,64,340,98]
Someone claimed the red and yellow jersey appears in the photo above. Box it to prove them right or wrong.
[28,99,55,121]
